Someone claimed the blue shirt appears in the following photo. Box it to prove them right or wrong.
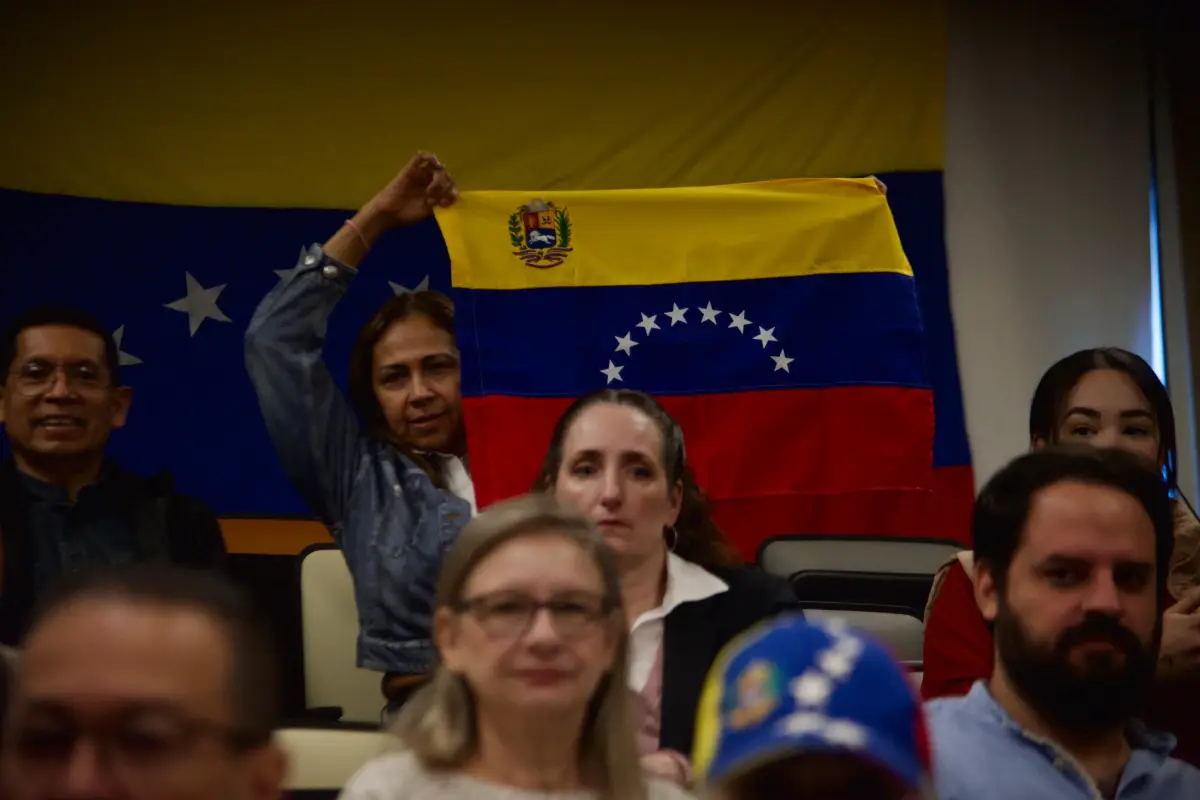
[926,681,1200,799]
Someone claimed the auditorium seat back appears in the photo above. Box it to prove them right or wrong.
[761,536,964,586]
[299,544,387,724]
[278,727,390,796]
[760,536,966,668]
[801,607,926,664]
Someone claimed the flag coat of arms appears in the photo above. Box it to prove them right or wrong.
[438,178,935,560]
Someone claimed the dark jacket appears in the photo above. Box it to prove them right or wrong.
[660,564,799,756]
[0,459,227,645]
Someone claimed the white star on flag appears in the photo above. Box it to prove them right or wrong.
[389,275,431,295]
[636,313,660,335]
[699,302,721,324]
[614,333,638,356]
[112,325,142,366]
[728,310,751,333]
[164,272,231,337]
[665,303,688,326]
[791,670,835,707]
[274,249,309,282]
[601,360,624,384]
[753,326,777,348]
[600,303,790,381]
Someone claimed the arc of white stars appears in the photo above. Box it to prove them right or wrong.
[164,272,231,337]
[112,325,142,366]
[601,360,624,384]
[753,326,777,348]
[614,332,638,356]
[389,275,431,295]
[599,302,794,383]
[775,629,869,757]
[789,632,864,705]
[665,303,688,326]
[636,313,660,335]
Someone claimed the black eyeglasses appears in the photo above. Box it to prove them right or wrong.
[9,359,110,397]
[9,710,267,785]
[455,591,615,640]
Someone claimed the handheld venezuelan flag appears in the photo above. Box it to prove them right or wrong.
[436,179,934,559]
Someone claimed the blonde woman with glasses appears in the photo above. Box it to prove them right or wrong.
[339,494,694,800]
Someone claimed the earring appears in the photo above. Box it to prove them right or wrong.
[665,526,679,553]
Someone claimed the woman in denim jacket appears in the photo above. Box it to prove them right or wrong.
[245,154,466,707]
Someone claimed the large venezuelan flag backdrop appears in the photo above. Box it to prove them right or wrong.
[0,2,970,557]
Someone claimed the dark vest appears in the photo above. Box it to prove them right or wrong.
[0,459,222,645]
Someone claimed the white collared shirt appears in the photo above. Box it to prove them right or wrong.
[627,553,729,692]
[424,453,476,515]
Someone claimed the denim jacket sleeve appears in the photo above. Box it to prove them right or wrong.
[244,245,369,535]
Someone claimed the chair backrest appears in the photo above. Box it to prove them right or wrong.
[787,570,934,620]
[278,727,391,790]
[761,536,966,578]
[762,536,966,619]
[801,607,926,664]
[761,536,966,668]
[299,545,387,724]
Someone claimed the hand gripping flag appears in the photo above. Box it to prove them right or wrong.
[436,178,934,559]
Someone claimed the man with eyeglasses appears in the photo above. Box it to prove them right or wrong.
[1,564,286,799]
[0,305,226,648]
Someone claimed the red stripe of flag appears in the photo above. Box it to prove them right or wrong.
[465,386,956,559]
[715,465,975,561]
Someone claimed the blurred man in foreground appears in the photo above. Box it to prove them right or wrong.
[1,565,285,800]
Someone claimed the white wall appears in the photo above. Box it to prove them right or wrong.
[1151,12,1200,505]
[943,0,1196,497]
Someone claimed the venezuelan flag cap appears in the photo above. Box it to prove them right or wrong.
[692,614,932,792]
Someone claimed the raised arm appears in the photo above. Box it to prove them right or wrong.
[244,153,459,529]
[244,248,370,528]
[326,151,459,268]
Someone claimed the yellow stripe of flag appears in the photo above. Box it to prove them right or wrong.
[436,178,912,291]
